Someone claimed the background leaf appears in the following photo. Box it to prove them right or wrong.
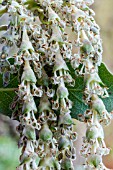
[69,76,88,119]
[0,136,20,170]
[69,62,113,120]
[0,74,18,117]
[67,64,88,119]
[98,63,113,112]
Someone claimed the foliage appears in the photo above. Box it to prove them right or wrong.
[0,136,20,170]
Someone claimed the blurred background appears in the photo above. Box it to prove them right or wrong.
[0,0,113,170]
[93,0,113,72]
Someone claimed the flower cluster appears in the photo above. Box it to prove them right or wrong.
[0,0,111,169]
[42,0,112,169]
[54,0,112,169]
[0,0,77,169]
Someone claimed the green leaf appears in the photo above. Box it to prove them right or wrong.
[98,63,113,112]
[69,76,88,120]
[69,62,113,120]
[67,64,88,120]
[0,74,18,117]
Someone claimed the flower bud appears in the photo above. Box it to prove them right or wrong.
[39,94,51,113]
[91,95,106,115]
[24,125,36,140]
[86,125,104,142]
[57,83,69,99]
[22,97,37,114]
[58,137,70,150]
[20,151,31,165]
[54,160,60,170]
[20,26,34,52]
[53,52,69,73]
[80,30,94,55]
[39,123,52,142]
[84,73,104,88]
[58,112,73,125]
[90,26,99,35]
[39,156,54,168]
[21,61,36,84]
[61,158,73,170]
[87,154,102,168]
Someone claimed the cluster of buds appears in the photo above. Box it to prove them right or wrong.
[0,0,111,169]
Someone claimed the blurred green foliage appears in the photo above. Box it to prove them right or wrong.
[0,136,20,170]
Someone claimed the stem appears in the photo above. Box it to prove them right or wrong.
[0,88,18,91]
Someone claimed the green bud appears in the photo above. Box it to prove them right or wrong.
[20,151,31,165]
[58,137,70,150]
[91,95,106,115]
[22,97,37,114]
[54,160,60,170]
[35,156,40,166]
[58,112,73,125]
[20,26,34,52]
[61,158,72,170]
[87,155,102,168]
[24,125,36,140]
[80,40,94,55]
[84,73,104,88]
[39,156,54,168]
[57,83,69,99]
[86,127,97,141]
[39,123,52,142]
[21,61,36,84]
[86,125,104,141]
[80,30,94,54]
[38,94,51,112]
[53,52,69,73]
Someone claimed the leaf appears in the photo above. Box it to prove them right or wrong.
[68,62,113,120]
[69,75,88,120]
[98,63,113,112]
[0,74,18,117]
[67,64,88,120]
